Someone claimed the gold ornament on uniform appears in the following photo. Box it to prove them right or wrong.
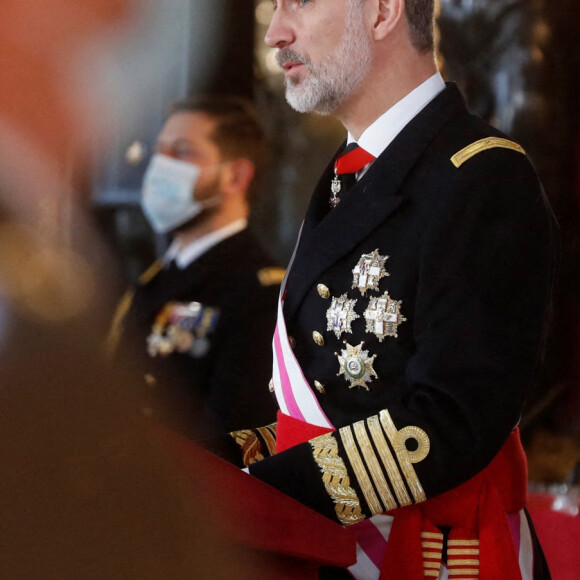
[268,379,275,393]
[314,380,326,395]
[310,433,365,525]
[352,249,390,295]
[317,284,331,299]
[326,294,359,339]
[312,331,325,346]
[363,291,407,341]
[336,341,378,390]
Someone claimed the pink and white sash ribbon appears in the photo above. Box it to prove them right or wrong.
[271,224,333,429]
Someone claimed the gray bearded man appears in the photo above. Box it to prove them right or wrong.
[209,1,556,579]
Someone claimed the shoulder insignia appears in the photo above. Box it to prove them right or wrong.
[257,267,286,287]
[138,260,163,285]
[451,137,526,168]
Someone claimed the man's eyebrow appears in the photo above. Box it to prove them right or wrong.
[157,137,195,149]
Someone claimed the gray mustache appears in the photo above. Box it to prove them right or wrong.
[276,48,310,67]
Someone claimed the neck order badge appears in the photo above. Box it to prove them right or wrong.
[331,143,376,207]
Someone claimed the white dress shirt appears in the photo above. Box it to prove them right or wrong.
[349,72,446,178]
[163,218,248,270]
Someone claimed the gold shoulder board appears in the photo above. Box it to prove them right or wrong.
[138,260,163,285]
[257,267,286,287]
[451,137,526,168]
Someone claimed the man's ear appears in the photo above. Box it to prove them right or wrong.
[368,0,405,41]
[220,158,255,198]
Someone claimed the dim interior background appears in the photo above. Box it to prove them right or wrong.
[92,0,580,489]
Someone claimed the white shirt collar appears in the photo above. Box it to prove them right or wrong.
[348,72,446,159]
[164,218,248,269]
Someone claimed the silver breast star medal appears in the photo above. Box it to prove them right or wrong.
[352,249,389,296]
[330,172,342,207]
[336,341,378,390]
[326,294,359,339]
[364,292,407,341]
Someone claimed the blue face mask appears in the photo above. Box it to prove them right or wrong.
[140,153,205,234]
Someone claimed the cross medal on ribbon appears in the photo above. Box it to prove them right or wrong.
[330,143,376,207]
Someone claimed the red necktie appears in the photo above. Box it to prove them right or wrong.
[330,143,375,207]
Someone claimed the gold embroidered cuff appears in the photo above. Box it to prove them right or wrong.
[341,425,383,516]
[231,429,265,467]
[352,421,398,512]
[310,432,365,526]
[379,410,428,503]
[367,415,411,507]
[257,423,278,457]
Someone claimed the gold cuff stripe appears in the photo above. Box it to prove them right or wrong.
[448,540,480,547]
[421,532,443,539]
[424,571,440,578]
[379,410,428,502]
[451,560,479,566]
[367,415,411,506]
[423,551,442,559]
[451,137,526,168]
[448,548,480,556]
[310,433,365,526]
[422,541,444,549]
[257,425,277,457]
[230,429,265,467]
[448,569,479,576]
[341,426,383,515]
[424,562,442,569]
[352,421,398,511]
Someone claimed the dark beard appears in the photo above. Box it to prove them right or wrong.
[169,202,220,236]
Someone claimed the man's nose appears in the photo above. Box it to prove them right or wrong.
[264,8,295,48]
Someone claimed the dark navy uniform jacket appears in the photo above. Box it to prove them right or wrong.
[215,84,556,528]
[117,229,281,439]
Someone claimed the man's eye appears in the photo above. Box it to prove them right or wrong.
[299,0,312,5]
[173,146,195,159]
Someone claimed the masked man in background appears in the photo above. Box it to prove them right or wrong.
[208,1,556,578]
[109,95,281,439]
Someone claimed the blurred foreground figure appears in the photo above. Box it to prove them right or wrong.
[208,1,557,579]
[0,1,355,578]
[109,96,281,439]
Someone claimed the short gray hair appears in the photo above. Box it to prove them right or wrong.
[349,0,434,54]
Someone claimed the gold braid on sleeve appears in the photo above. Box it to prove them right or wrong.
[310,432,365,526]
[230,429,265,467]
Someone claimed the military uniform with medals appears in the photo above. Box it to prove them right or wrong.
[111,225,282,439]
[211,80,555,579]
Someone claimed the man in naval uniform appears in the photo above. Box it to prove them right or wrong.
[109,96,282,439]
[210,1,556,579]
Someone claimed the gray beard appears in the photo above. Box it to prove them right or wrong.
[284,8,372,115]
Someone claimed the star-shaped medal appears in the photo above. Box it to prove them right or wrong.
[352,249,389,295]
[326,294,359,339]
[336,341,378,390]
[363,291,406,341]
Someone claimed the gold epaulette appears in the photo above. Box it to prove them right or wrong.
[257,267,286,287]
[451,137,526,168]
